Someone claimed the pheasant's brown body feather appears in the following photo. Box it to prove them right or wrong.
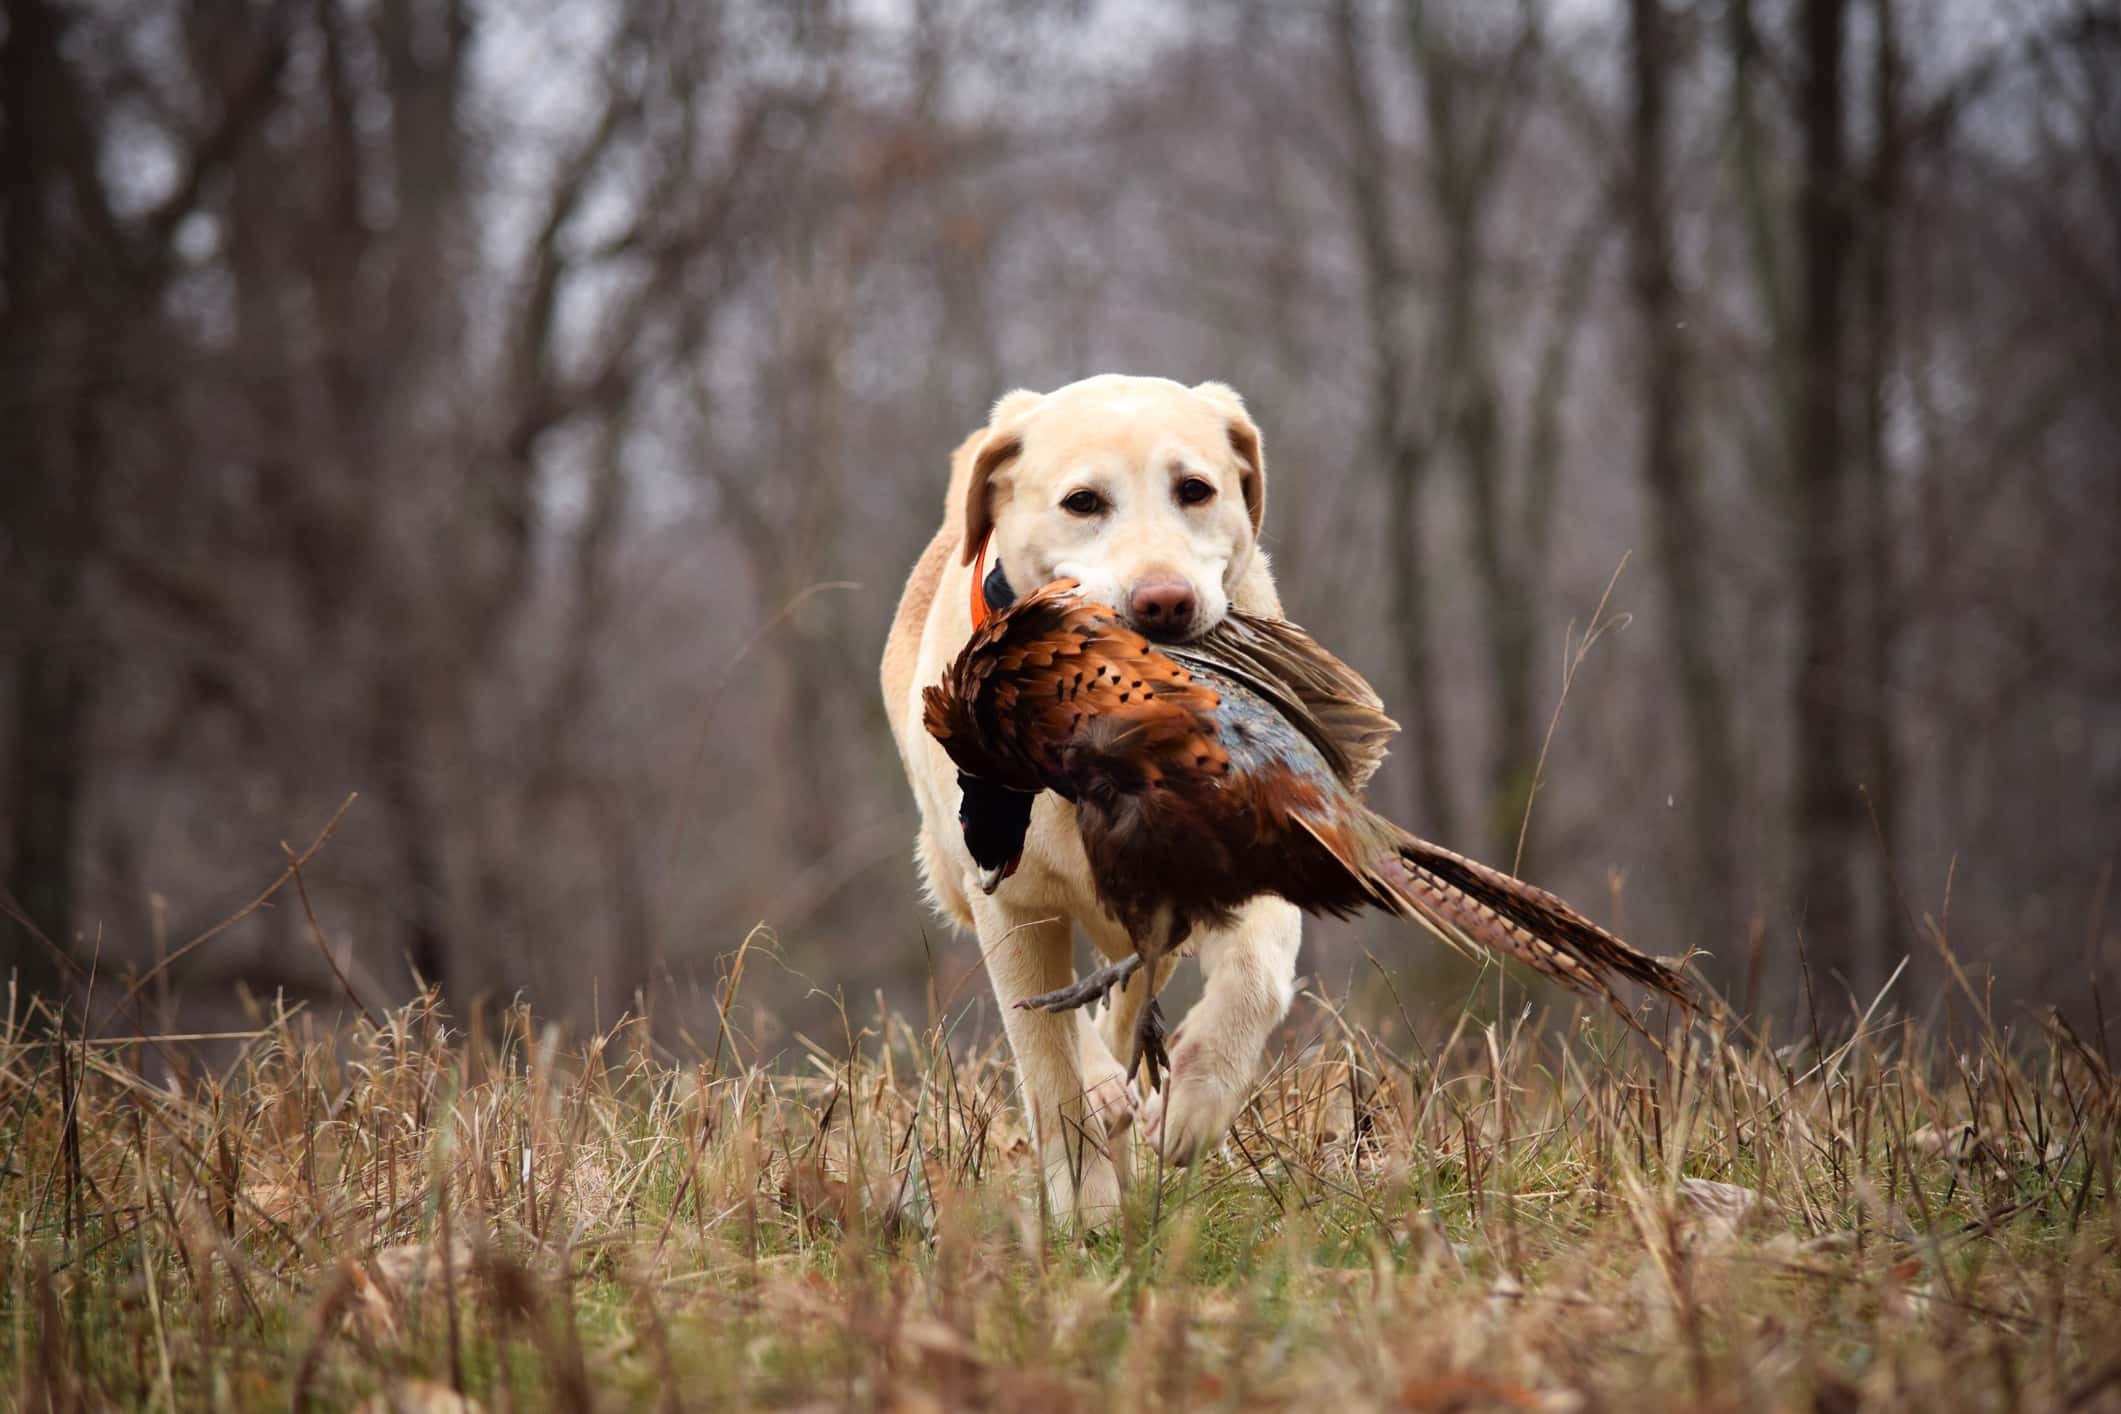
[924,581,1690,1032]
[923,582,1230,797]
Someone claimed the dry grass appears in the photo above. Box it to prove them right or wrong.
[3,952,2119,1413]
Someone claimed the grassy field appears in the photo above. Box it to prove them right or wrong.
[4,947,2119,1413]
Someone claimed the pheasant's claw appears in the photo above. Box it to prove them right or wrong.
[1129,999,1170,1093]
[1018,955,1145,1015]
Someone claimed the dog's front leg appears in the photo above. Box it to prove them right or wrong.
[971,894,1125,1226]
[1139,897,1300,1165]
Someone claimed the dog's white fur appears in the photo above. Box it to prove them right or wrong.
[879,374,1302,1221]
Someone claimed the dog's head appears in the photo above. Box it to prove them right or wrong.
[957,375,1266,643]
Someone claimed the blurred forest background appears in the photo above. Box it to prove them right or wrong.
[3,0,2117,1053]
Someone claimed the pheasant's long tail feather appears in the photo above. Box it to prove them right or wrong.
[1397,832,1688,1001]
[1297,812,1692,1036]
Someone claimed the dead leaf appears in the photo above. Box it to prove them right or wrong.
[898,1317,974,1360]
[779,1157,931,1239]
[1678,1177,1777,1242]
[780,1160,856,1235]
[371,1236,474,1302]
[1908,1124,1967,1158]
[1397,1373,1572,1412]
[342,1263,398,1342]
[353,1378,484,1414]
[242,1181,305,1230]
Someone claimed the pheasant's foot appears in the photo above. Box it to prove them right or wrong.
[1019,955,1144,1015]
[1128,998,1171,1093]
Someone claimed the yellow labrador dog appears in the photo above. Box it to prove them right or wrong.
[879,374,1302,1221]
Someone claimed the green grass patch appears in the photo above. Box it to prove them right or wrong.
[3,978,2117,1410]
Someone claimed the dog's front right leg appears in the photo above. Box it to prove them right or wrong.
[971,894,1124,1228]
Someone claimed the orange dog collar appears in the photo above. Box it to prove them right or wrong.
[970,531,997,629]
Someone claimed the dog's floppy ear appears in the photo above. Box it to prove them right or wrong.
[959,389,1044,565]
[1193,381,1266,533]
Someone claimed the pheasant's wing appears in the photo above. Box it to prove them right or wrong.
[923,581,1228,794]
[1176,612,1397,790]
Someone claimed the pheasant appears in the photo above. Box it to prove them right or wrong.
[922,579,1690,1092]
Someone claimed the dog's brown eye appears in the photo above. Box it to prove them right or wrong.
[1062,489,1104,516]
[1177,477,1215,506]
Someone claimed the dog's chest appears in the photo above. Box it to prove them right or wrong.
[1002,792,1122,916]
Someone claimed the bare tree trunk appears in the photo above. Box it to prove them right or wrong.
[4,468,91,997]
[1446,215,1535,860]
[1729,0,1793,373]
[373,0,475,1000]
[368,673,452,995]
[1333,0,1457,842]
[1858,0,1903,989]
[1628,0,1743,947]
[1519,209,1605,587]
[1793,0,1860,973]
[2,0,82,995]
[1398,2,1544,859]
[782,289,851,869]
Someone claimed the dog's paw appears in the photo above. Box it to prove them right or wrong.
[1039,1143,1124,1228]
[1076,1019,1138,1141]
[1081,1063,1137,1139]
[1137,1037,1249,1167]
